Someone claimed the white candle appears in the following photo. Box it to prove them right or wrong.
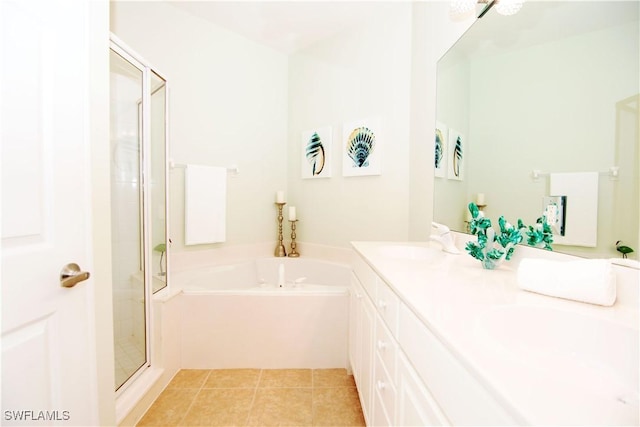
[276,190,285,203]
[466,209,473,222]
[289,206,296,221]
[476,193,485,205]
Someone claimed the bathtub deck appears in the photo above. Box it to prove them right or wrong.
[136,368,365,426]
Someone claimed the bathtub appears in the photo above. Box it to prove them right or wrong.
[178,257,349,295]
[174,257,351,369]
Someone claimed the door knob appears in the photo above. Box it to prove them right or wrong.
[60,263,90,288]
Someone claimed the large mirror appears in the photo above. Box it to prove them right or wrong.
[434,1,639,260]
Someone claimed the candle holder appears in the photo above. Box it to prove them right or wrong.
[274,202,287,257]
[288,220,300,257]
[477,204,487,211]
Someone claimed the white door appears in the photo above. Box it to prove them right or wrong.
[1,0,99,425]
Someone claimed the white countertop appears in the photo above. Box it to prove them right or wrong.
[351,240,639,425]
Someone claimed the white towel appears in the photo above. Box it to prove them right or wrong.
[517,258,616,306]
[549,172,598,247]
[185,165,226,245]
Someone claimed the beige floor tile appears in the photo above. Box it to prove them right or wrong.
[247,387,313,426]
[259,369,312,388]
[204,369,261,388]
[312,387,365,427]
[137,388,198,426]
[313,369,356,388]
[179,388,255,426]
[138,369,366,427]
[167,369,210,389]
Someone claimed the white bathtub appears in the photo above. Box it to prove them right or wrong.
[177,257,349,295]
[174,257,351,369]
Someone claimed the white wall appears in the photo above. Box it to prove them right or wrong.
[89,1,116,423]
[110,2,477,252]
[110,1,289,254]
[287,3,413,247]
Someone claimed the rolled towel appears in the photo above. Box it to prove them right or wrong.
[517,258,616,306]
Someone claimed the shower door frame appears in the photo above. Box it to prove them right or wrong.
[109,34,169,395]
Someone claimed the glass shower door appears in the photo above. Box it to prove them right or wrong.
[150,71,167,291]
[109,48,147,391]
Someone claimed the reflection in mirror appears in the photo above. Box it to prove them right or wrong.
[434,1,639,260]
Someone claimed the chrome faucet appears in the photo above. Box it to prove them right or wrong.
[430,222,461,254]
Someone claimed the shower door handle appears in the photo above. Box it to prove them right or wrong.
[60,263,91,288]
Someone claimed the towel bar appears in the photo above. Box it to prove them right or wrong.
[169,160,239,175]
[531,166,619,181]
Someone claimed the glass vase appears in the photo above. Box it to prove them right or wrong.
[481,257,502,270]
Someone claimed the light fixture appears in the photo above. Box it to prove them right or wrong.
[451,0,525,18]
[495,0,524,16]
[450,0,477,15]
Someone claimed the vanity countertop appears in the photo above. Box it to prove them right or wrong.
[351,240,639,426]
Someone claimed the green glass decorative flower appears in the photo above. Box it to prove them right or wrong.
[465,203,553,269]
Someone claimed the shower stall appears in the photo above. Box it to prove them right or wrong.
[109,36,168,392]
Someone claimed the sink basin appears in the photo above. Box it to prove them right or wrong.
[475,305,639,421]
[377,244,442,261]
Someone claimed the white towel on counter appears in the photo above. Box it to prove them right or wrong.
[517,258,616,306]
[185,164,227,245]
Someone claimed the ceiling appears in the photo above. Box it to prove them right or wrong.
[167,1,639,56]
[166,1,395,54]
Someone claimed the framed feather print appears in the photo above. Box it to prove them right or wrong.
[301,126,332,179]
[447,128,465,181]
[434,122,447,178]
[342,117,381,177]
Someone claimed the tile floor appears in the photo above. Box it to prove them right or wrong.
[137,368,366,426]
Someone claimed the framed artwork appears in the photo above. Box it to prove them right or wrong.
[434,122,447,178]
[342,117,381,177]
[301,126,332,179]
[448,128,465,181]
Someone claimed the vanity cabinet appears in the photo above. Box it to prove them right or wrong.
[350,255,447,426]
[372,314,398,426]
[350,253,518,426]
[349,272,376,424]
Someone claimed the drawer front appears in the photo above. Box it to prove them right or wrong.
[398,305,518,425]
[373,381,393,427]
[375,315,398,383]
[375,277,400,335]
[352,254,377,299]
[397,352,450,426]
[374,350,397,426]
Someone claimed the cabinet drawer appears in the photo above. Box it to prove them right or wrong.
[397,353,449,426]
[375,315,397,383]
[375,278,399,335]
[374,350,397,426]
[398,305,518,425]
[352,254,377,299]
[373,380,393,427]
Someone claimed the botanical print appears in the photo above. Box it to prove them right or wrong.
[448,128,464,181]
[342,117,381,177]
[435,122,447,178]
[301,126,332,179]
